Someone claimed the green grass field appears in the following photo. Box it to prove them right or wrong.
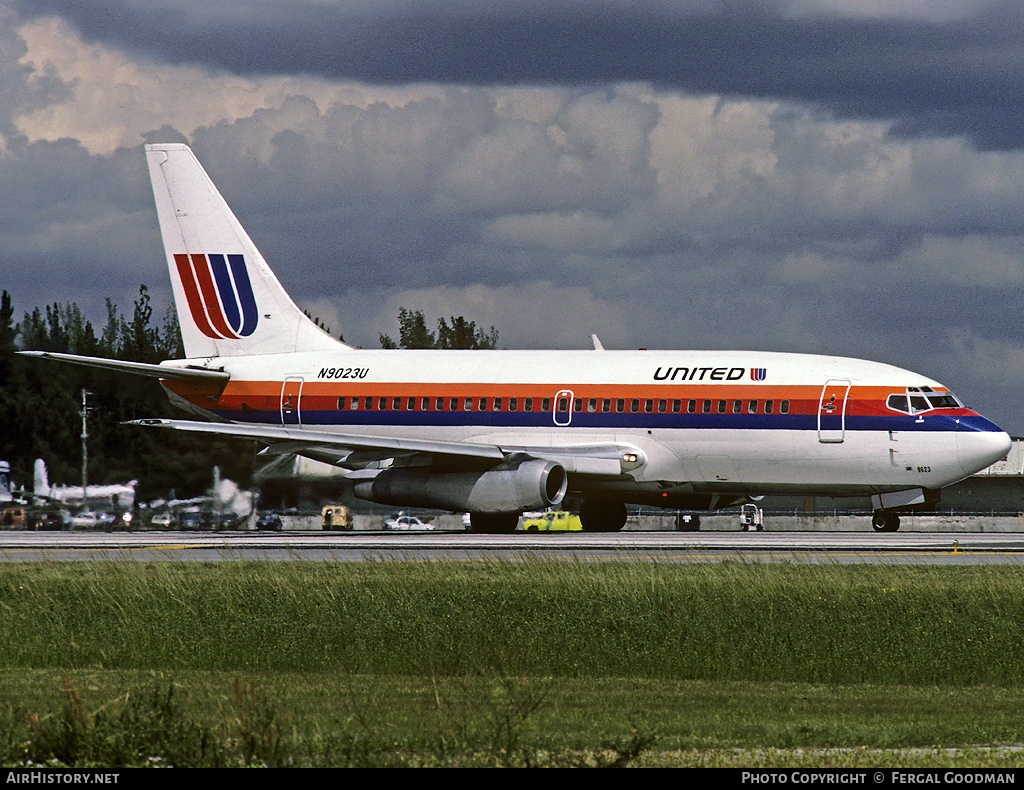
[2,560,1024,767]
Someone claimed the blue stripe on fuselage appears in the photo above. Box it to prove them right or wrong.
[207,409,1003,432]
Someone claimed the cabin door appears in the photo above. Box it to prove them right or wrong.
[817,379,851,443]
[281,376,304,426]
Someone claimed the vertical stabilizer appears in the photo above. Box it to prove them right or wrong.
[145,143,350,358]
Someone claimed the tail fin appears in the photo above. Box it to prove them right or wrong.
[145,143,350,358]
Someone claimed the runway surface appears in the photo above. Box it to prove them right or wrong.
[2,530,1023,564]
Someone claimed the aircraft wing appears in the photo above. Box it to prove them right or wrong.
[128,419,632,476]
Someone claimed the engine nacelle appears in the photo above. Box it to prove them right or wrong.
[353,460,567,513]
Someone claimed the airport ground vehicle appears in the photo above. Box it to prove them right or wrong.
[27,511,64,530]
[68,512,111,529]
[178,511,203,529]
[1,504,27,528]
[150,512,174,527]
[384,513,434,530]
[740,503,764,531]
[523,511,583,531]
[321,504,351,530]
[256,512,283,530]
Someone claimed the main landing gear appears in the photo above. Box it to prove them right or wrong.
[871,510,901,533]
[469,512,519,534]
[578,499,628,532]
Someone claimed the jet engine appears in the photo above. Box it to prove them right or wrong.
[353,459,567,514]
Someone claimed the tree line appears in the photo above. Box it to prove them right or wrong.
[0,290,498,503]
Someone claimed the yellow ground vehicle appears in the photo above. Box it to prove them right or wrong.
[321,504,351,530]
[522,510,582,531]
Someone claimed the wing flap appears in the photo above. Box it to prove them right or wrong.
[128,419,506,462]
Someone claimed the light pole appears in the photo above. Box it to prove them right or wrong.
[80,389,91,514]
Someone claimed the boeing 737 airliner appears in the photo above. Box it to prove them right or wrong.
[21,144,1012,532]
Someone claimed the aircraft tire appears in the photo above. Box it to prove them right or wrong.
[470,512,520,534]
[579,499,627,532]
[871,510,901,532]
[676,513,701,531]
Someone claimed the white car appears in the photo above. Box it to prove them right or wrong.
[69,512,102,529]
[383,514,434,531]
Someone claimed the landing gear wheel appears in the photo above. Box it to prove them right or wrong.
[676,513,701,531]
[579,499,628,532]
[871,510,901,532]
[470,512,519,534]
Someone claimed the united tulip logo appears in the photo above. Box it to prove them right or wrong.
[174,253,258,339]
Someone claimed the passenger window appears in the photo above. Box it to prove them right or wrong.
[765,400,774,414]
[602,398,611,412]
[542,398,551,411]
[436,397,445,411]
[702,400,711,413]
[732,400,741,414]
[616,399,625,412]
[407,397,416,411]
[631,399,640,413]
[525,398,534,412]
[748,400,757,413]
[479,398,488,411]
[574,398,582,412]
[337,397,346,410]
[687,400,696,413]
[379,397,388,410]
[588,398,598,412]
[781,400,790,414]
[644,400,654,413]
[510,398,518,412]
[717,400,726,414]
[657,399,666,413]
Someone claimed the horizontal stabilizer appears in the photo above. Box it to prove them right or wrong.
[18,351,230,382]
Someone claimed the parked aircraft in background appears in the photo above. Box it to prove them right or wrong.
[20,144,1011,532]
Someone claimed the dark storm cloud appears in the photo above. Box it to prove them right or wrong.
[11,0,1024,149]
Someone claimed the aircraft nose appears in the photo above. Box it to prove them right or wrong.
[957,423,1012,477]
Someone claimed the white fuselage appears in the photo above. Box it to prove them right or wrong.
[162,348,1011,503]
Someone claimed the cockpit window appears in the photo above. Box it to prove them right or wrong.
[887,394,908,413]
[888,390,962,415]
[927,394,961,409]
[909,395,929,413]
